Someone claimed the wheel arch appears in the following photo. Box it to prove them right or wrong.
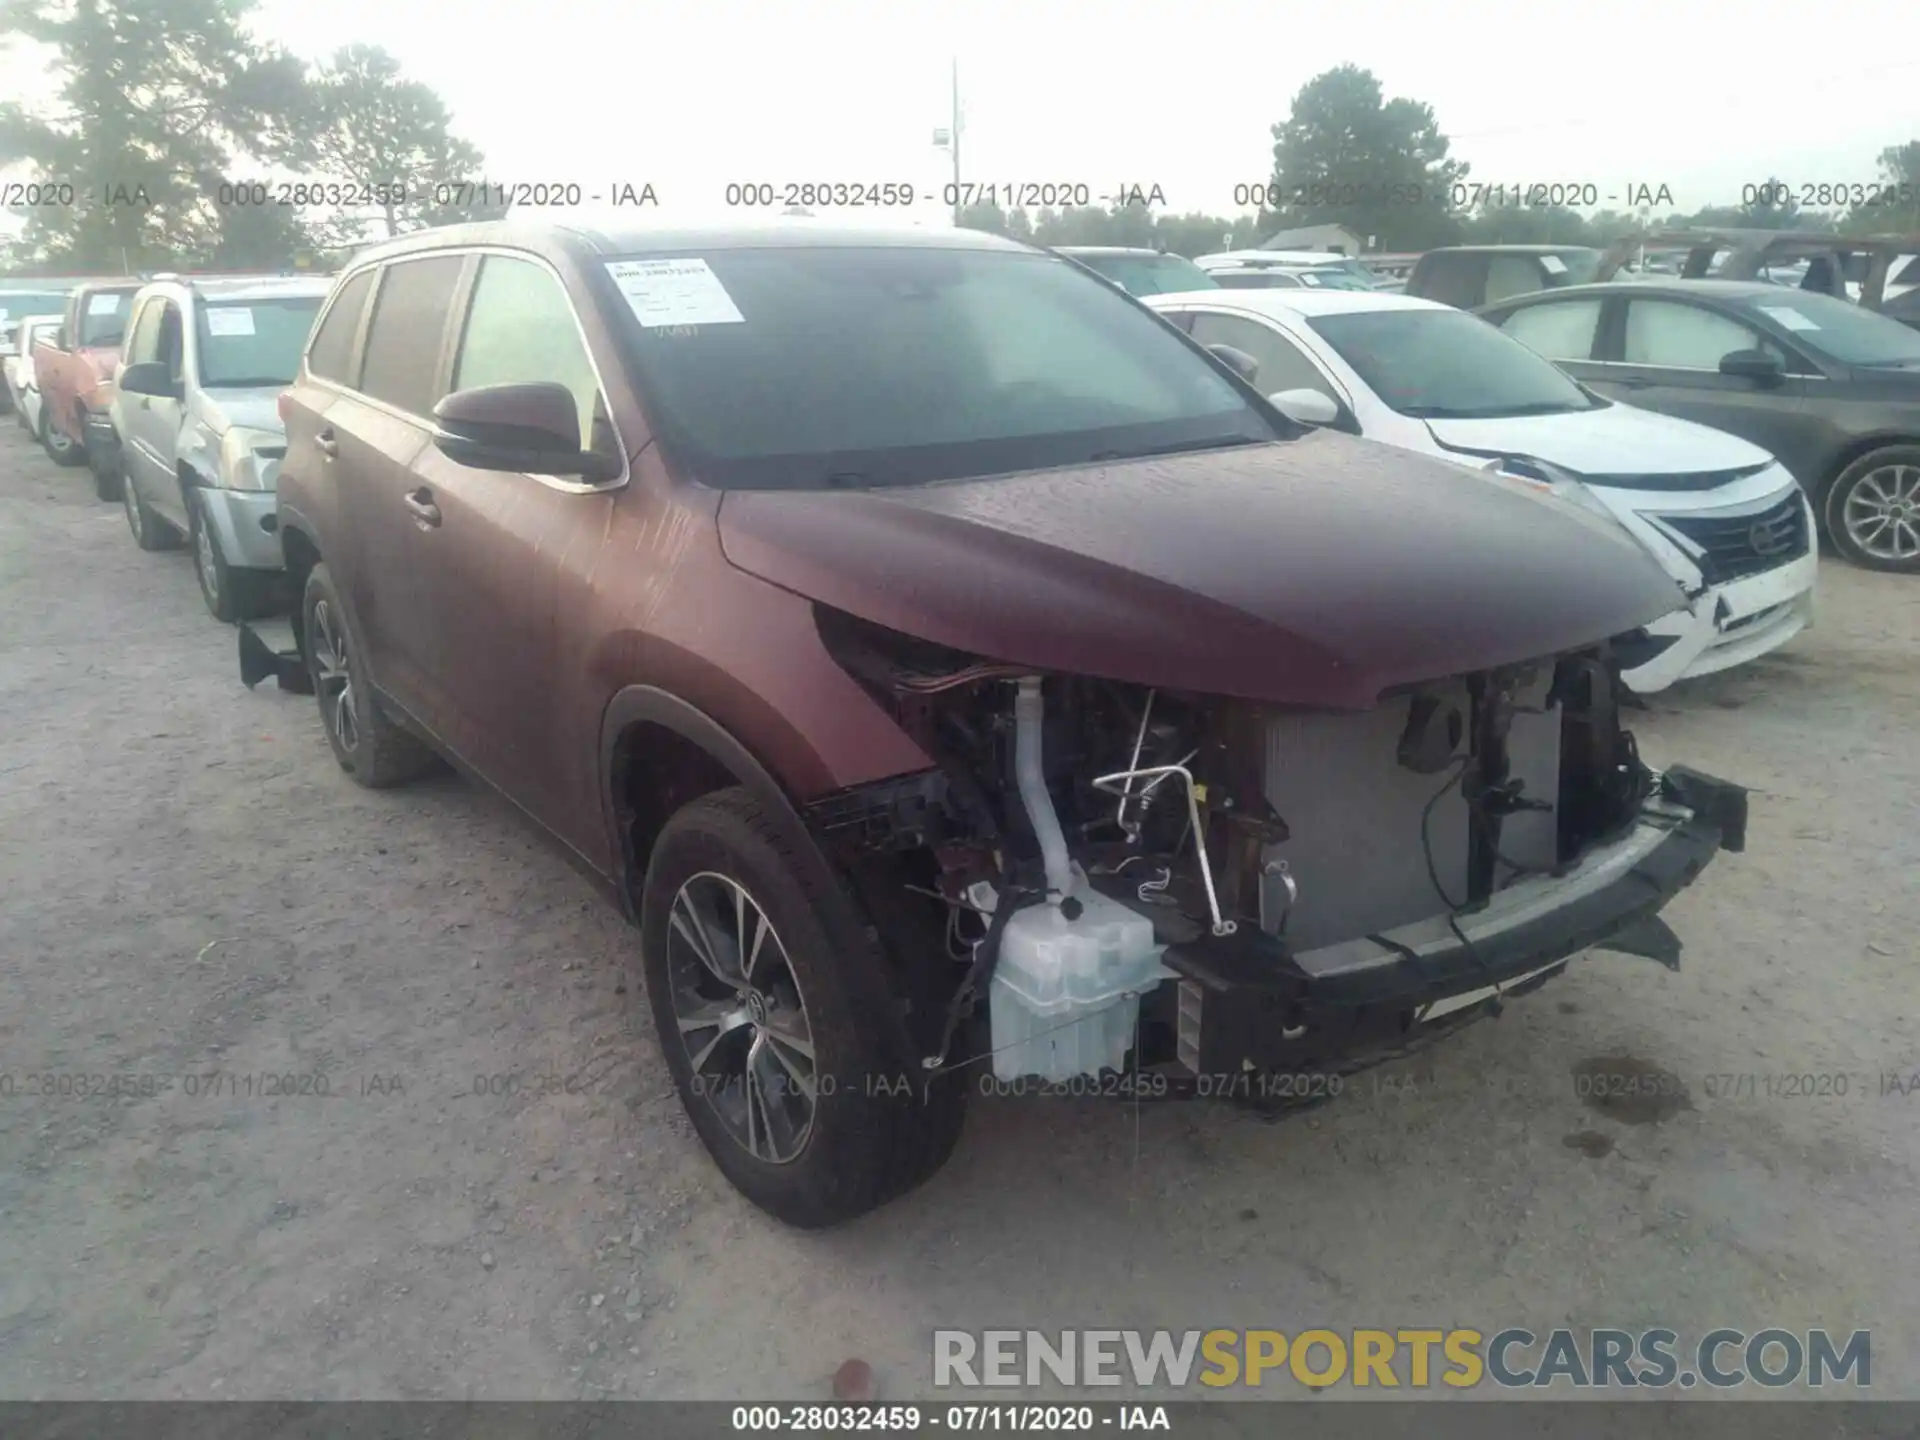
[1815,432,1920,507]
[600,686,809,921]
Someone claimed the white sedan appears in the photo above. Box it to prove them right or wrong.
[1146,287,1818,694]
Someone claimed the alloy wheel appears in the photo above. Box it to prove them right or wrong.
[666,872,817,1164]
[46,426,73,456]
[1842,464,1920,563]
[309,599,358,753]
[195,507,222,604]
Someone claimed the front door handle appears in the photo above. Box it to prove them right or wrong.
[314,427,339,458]
[404,487,442,529]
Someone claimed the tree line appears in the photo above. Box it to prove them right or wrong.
[962,65,1920,256]
[0,0,498,273]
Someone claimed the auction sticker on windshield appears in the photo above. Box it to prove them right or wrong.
[206,307,255,337]
[86,292,123,315]
[605,258,745,328]
[1757,305,1821,332]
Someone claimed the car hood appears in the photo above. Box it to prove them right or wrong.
[197,387,287,436]
[1422,403,1775,488]
[716,431,1685,710]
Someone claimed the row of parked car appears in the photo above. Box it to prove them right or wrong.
[0,222,1809,1230]
[1062,234,1920,576]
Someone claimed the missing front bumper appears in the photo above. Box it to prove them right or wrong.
[1157,766,1746,1079]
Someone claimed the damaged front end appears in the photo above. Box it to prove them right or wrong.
[803,606,1747,1092]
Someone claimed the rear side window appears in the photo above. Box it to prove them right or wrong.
[307,269,375,385]
[1499,299,1603,360]
[359,256,464,416]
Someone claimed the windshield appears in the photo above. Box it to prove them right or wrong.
[1289,267,1374,291]
[1073,253,1219,297]
[603,246,1273,488]
[0,291,70,324]
[78,289,135,347]
[1310,307,1601,418]
[194,296,325,386]
[1736,291,1920,369]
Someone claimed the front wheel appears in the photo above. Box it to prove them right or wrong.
[1825,446,1920,573]
[633,788,967,1228]
[190,491,274,622]
[122,471,179,552]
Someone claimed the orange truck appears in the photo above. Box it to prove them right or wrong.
[31,277,140,497]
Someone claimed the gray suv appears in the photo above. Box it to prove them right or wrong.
[111,276,332,620]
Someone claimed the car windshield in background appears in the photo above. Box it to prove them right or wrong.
[606,246,1273,488]
[78,291,135,347]
[1078,254,1219,297]
[195,297,325,387]
[1554,252,1602,285]
[0,291,70,322]
[1310,307,1602,419]
[1735,291,1920,369]
[1289,267,1374,291]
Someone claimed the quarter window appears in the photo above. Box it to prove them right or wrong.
[307,268,376,386]
[1499,299,1603,361]
[1624,300,1784,369]
[358,256,464,416]
[452,255,611,454]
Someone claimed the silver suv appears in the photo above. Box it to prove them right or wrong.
[110,275,332,620]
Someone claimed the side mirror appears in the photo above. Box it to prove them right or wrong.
[1719,348,1784,386]
[1205,343,1260,384]
[1267,387,1341,426]
[117,360,180,400]
[430,382,612,480]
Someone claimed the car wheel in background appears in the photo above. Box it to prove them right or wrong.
[190,490,273,623]
[122,472,179,553]
[42,412,86,469]
[301,563,441,788]
[633,787,968,1228]
[1825,446,1920,574]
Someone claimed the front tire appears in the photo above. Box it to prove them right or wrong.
[122,472,179,553]
[634,788,967,1228]
[1825,446,1920,573]
[301,563,440,788]
[190,490,273,622]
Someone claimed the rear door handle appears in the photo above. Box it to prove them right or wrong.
[404,487,442,529]
[314,427,338,457]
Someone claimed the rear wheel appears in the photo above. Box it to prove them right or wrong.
[302,563,440,788]
[633,788,967,1228]
[1825,446,1920,573]
[42,411,85,469]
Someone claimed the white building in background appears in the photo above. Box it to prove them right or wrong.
[1258,223,1366,256]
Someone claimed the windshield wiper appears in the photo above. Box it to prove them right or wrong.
[1089,435,1265,462]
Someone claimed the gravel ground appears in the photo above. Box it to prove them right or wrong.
[0,420,1915,1402]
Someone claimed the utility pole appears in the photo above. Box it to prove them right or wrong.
[950,58,963,227]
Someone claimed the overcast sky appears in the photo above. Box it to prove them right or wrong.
[6,0,1918,233]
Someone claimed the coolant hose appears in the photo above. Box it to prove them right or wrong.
[1015,676,1073,903]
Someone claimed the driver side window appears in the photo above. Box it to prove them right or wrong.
[1623,300,1784,369]
[453,255,612,455]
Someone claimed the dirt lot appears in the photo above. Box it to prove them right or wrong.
[1,420,1916,1402]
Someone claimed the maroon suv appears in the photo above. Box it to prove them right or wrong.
[261,221,1749,1228]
